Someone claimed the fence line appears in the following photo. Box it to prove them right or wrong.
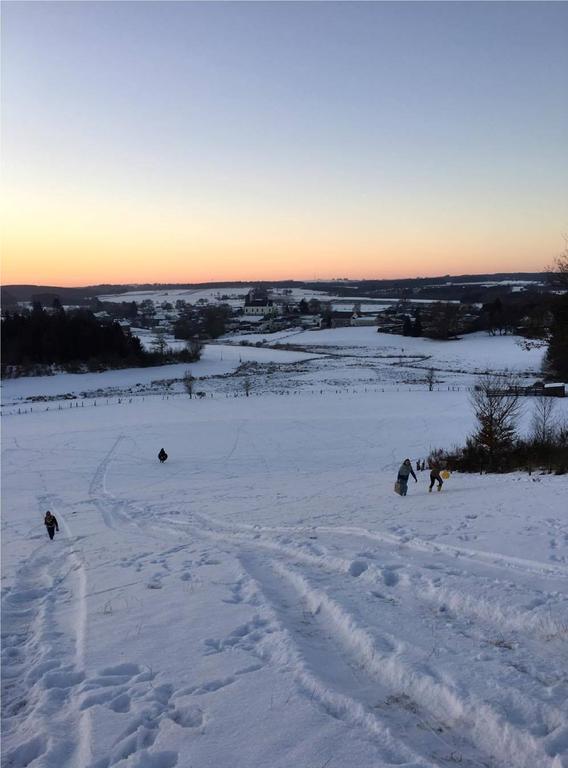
[2,384,477,417]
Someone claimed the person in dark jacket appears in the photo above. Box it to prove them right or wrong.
[158,448,168,463]
[397,459,417,496]
[44,511,59,540]
[429,466,444,492]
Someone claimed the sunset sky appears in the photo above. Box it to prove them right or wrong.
[2,1,567,286]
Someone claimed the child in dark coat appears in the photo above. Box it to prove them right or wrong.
[429,467,444,492]
[44,511,59,540]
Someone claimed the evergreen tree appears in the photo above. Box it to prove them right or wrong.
[470,374,522,468]
[1,309,147,374]
[544,294,568,380]
[544,242,568,379]
[412,308,422,337]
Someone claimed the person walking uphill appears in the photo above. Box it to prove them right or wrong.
[397,459,417,496]
[44,511,59,540]
[429,466,444,492]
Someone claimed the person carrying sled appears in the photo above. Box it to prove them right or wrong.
[429,465,444,492]
[44,511,59,540]
[397,459,417,496]
[158,448,168,463]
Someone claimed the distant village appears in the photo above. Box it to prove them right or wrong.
[2,279,566,387]
[88,284,555,343]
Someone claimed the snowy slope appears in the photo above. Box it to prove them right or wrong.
[2,337,567,768]
[229,328,546,376]
[1,344,318,407]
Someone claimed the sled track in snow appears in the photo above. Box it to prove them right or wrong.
[239,551,478,768]
[159,511,567,767]
[88,436,141,531]
[1,498,91,767]
[162,510,568,641]
[206,551,564,768]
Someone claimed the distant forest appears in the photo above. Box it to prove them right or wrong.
[1,305,199,377]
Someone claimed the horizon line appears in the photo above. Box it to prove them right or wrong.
[1,269,550,291]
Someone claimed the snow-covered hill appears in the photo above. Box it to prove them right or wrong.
[2,331,567,768]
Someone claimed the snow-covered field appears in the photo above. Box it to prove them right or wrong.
[97,286,452,313]
[97,287,254,307]
[229,328,546,376]
[2,330,567,768]
[98,286,339,309]
[0,345,319,408]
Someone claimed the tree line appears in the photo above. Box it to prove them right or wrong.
[1,304,201,377]
[430,373,568,475]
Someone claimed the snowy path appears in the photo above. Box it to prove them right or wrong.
[1,502,90,767]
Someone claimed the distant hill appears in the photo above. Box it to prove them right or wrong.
[0,284,126,307]
[1,273,550,308]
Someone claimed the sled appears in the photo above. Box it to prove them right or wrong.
[394,481,402,496]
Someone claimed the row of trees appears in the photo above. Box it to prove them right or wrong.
[2,306,147,375]
[1,306,202,377]
[174,304,232,340]
[400,295,555,341]
[409,248,568,378]
[430,374,567,474]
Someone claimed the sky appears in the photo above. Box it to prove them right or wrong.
[2,1,567,286]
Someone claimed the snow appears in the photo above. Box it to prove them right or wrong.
[97,286,459,312]
[228,328,546,377]
[98,287,254,307]
[2,330,567,768]
[0,344,317,406]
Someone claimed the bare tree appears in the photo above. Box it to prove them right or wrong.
[470,374,523,466]
[151,327,169,357]
[426,368,435,392]
[184,338,203,362]
[183,370,195,398]
[549,234,568,289]
[531,396,557,445]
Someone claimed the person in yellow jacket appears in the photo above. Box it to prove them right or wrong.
[429,466,444,492]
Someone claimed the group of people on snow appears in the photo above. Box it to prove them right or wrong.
[42,452,171,541]
[42,448,443,540]
[397,459,445,496]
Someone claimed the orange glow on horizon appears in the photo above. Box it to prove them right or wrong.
[1,179,553,287]
[1,240,549,288]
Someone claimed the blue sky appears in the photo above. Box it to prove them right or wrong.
[2,1,567,284]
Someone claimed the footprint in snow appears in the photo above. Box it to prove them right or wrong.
[348,560,368,577]
[4,734,48,768]
[381,568,399,587]
[146,573,163,590]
